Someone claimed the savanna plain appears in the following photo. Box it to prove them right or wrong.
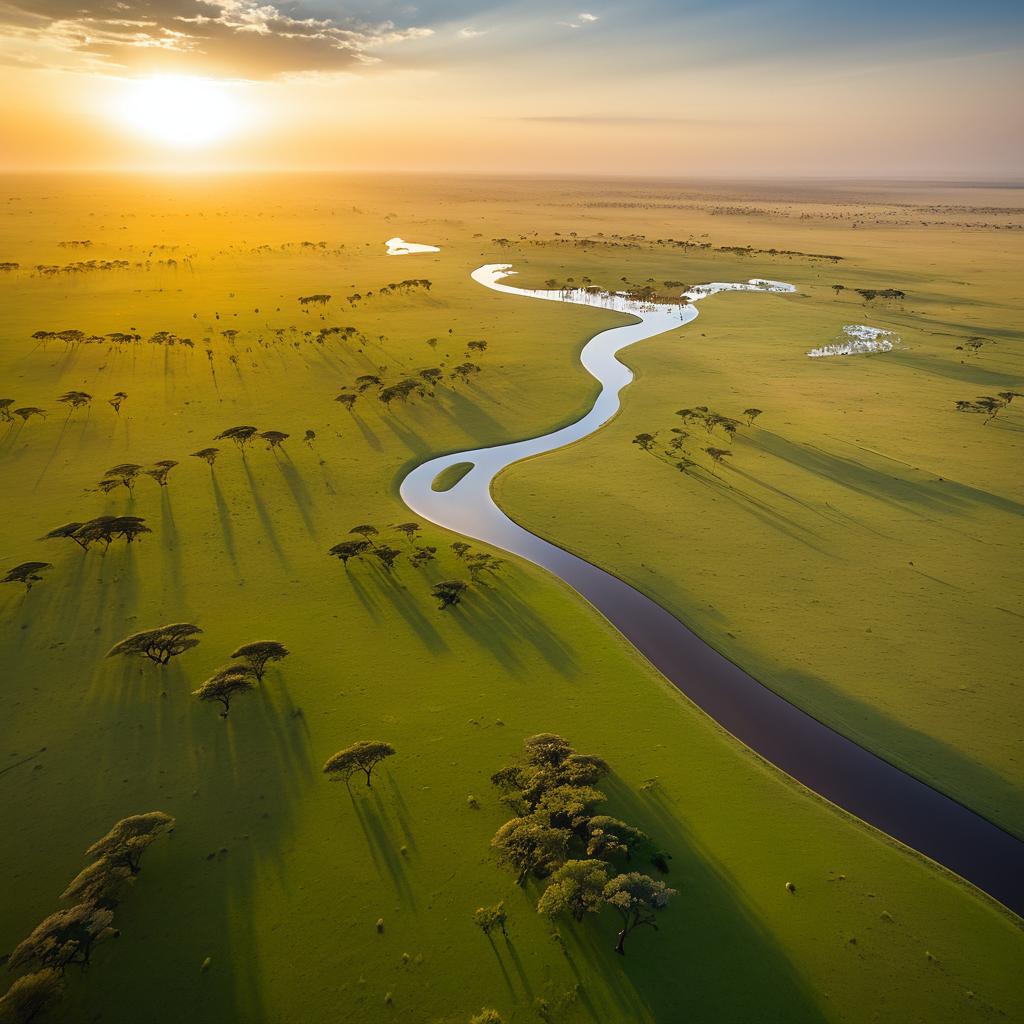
[1,174,1021,1024]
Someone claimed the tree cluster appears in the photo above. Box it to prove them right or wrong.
[44,515,151,551]
[632,405,763,477]
[323,740,395,787]
[488,734,675,954]
[1,813,174,1022]
[192,641,290,718]
[954,391,1020,423]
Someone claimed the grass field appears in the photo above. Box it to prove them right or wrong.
[1,174,1021,1024]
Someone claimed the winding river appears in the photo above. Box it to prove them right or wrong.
[400,264,1024,917]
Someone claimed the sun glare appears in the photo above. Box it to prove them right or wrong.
[114,76,241,148]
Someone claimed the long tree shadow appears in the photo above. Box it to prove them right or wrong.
[160,488,185,604]
[209,470,240,573]
[349,784,417,908]
[274,455,318,540]
[366,563,448,653]
[548,774,830,1023]
[241,456,290,570]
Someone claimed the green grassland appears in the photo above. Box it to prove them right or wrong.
[496,188,1024,838]
[1,174,1021,1024]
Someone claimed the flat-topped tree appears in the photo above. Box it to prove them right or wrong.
[104,463,143,493]
[432,579,468,609]
[633,433,656,451]
[0,398,14,421]
[394,522,421,544]
[84,812,175,875]
[14,407,46,422]
[538,859,611,922]
[108,391,128,414]
[743,407,763,425]
[145,460,178,487]
[7,903,115,972]
[260,430,289,450]
[323,740,395,787]
[0,968,64,1022]
[73,515,150,550]
[191,447,220,466]
[335,393,358,411]
[107,623,202,665]
[58,390,91,412]
[3,562,52,592]
[374,545,401,572]
[329,539,370,567]
[303,429,316,446]
[230,641,289,682]
[603,872,676,955]
[192,665,257,717]
[704,447,732,474]
[214,425,259,450]
[349,524,378,544]
[42,522,87,550]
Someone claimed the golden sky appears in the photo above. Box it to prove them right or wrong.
[1,1,1022,176]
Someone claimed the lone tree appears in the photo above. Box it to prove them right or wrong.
[603,872,676,955]
[0,968,63,1022]
[107,623,202,665]
[743,407,763,425]
[3,562,52,592]
[632,433,657,451]
[394,522,421,544]
[335,393,358,412]
[103,463,143,493]
[192,666,257,717]
[323,740,395,787]
[303,429,316,446]
[260,430,289,451]
[84,812,175,876]
[349,524,379,544]
[329,539,370,567]
[58,390,91,413]
[7,903,115,972]
[145,460,178,487]
[432,579,468,609]
[473,903,508,939]
[538,859,611,922]
[230,641,289,682]
[374,545,402,573]
[214,425,259,450]
[13,407,46,422]
[191,447,220,466]
[108,391,128,414]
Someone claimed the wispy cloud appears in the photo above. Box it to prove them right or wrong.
[560,11,599,29]
[457,27,486,39]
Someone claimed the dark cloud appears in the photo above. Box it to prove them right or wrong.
[0,0,433,77]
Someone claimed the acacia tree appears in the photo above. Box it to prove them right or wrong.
[230,641,289,682]
[537,859,610,922]
[42,522,88,551]
[603,873,676,955]
[108,391,128,414]
[192,666,256,717]
[323,740,395,787]
[191,447,220,466]
[260,430,289,451]
[743,407,763,425]
[73,515,150,549]
[632,433,657,451]
[394,522,421,544]
[335,393,358,412]
[13,407,46,423]
[57,391,91,413]
[374,545,402,572]
[328,539,370,567]
[303,430,316,447]
[349,524,379,545]
[145,460,178,486]
[107,623,202,665]
[432,579,468,609]
[3,562,52,592]
[103,463,143,494]
[214,425,259,451]
[704,448,732,474]
[0,398,15,421]
[84,812,175,876]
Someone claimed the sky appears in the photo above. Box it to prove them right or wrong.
[0,0,1022,176]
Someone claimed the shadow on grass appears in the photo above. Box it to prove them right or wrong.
[891,351,1024,389]
[241,456,290,571]
[349,780,417,909]
[209,470,240,572]
[544,774,830,1023]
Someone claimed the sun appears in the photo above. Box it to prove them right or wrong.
[114,76,241,148]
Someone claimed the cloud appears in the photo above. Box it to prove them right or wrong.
[0,0,434,78]
[560,10,598,29]
[457,26,485,39]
